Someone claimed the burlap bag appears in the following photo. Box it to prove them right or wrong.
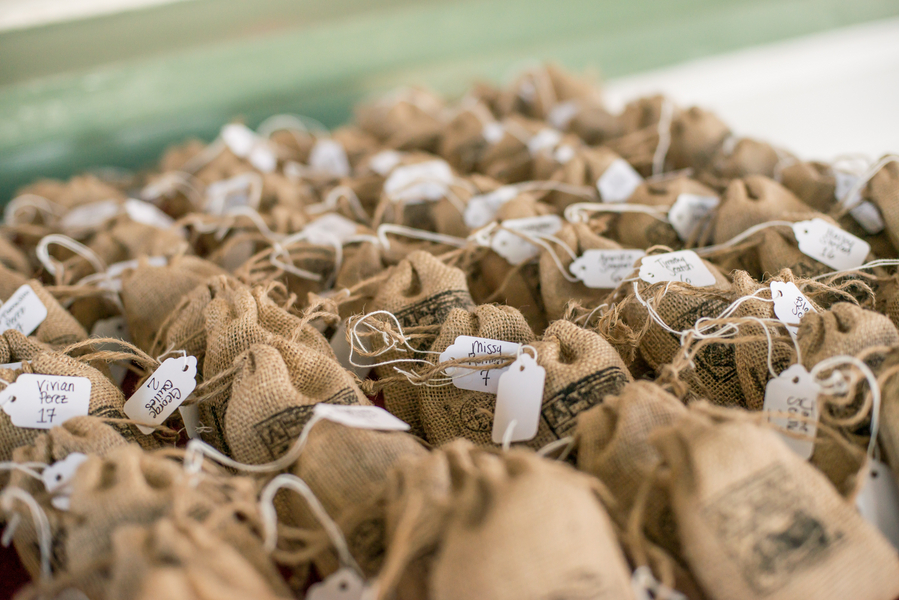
[356,88,445,152]
[533,145,627,209]
[496,64,603,121]
[706,137,783,183]
[0,262,29,300]
[798,302,899,369]
[370,251,475,437]
[428,443,636,600]
[474,115,545,183]
[876,273,899,331]
[615,175,718,249]
[120,255,227,351]
[18,174,124,210]
[0,279,88,348]
[866,157,899,251]
[105,519,290,600]
[439,101,497,173]
[667,106,731,172]
[879,348,899,481]
[416,304,535,447]
[538,221,622,321]
[0,235,32,275]
[651,409,899,600]
[0,327,48,366]
[563,103,622,147]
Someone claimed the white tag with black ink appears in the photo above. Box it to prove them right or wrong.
[856,458,899,552]
[834,171,885,234]
[309,139,351,177]
[0,284,48,336]
[307,567,367,600]
[124,356,198,434]
[124,199,175,230]
[313,404,410,432]
[369,150,403,175]
[570,249,645,289]
[59,200,121,233]
[527,128,562,156]
[597,159,643,203]
[0,374,91,430]
[383,160,453,204]
[492,353,545,444]
[463,186,518,229]
[482,122,505,144]
[638,250,716,287]
[668,193,719,241]
[793,218,870,271]
[440,336,520,394]
[771,281,816,337]
[331,321,373,380]
[491,215,563,265]
[763,364,820,459]
[42,453,89,511]
[548,100,579,130]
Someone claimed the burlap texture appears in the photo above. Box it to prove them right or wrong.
[0,280,89,348]
[475,115,544,183]
[18,174,124,210]
[0,329,48,370]
[708,138,782,182]
[428,443,636,600]
[867,158,899,251]
[539,222,622,321]
[880,349,899,481]
[496,64,602,121]
[120,255,227,351]
[0,235,31,275]
[439,102,495,173]
[712,175,817,245]
[371,251,475,438]
[798,303,899,369]
[779,161,836,213]
[0,262,29,300]
[651,410,899,600]
[417,304,535,447]
[667,106,731,172]
[356,88,445,152]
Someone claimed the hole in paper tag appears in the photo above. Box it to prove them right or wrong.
[309,139,351,177]
[205,173,262,215]
[463,186,519,229]
[763,364,820,460]
[834,171,885,235]
[0,374,91,430]
[770,281,816,337]
[548,100,579,130]
[856,458,899,552]
[59,200,121,234]
[42,453,88,511]
[307,567,367,600]
[482,122,505,145]
[570,249,645,289]
[668,193,719,241]
[124,199,175,230]
[440,336,520,394]
[491,215,563,265]
[383,160,453,205]
[124,356,198,435]
[527,128,562,156]
[313,404,410,431]
[492,353,545,444]
[369,150,403,176]
[330,321,374,381]
[597,159,643,203]
[303,214,360,246]
[638,250,716,287]
[0,284,48,337]
[792,218,870,271]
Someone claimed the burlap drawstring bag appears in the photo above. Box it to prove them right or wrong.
[18,174,125,211]
[475,115,545,183]
[0,329,48,371]
[428,443,636,600]
[574,381,686,553]
[614,175,718,250]
[416,304,535,447]
[104,519,290,600]
[866,157,899,251]
[496,64,602,121]
[356,88,446,152]
[798,303,899,370]
[0,235,32,276]
[650,409,899,600]
[0,280,89,348]
[370,251,475,437]
[667,106,731,172]
[120,255,227,351]
[439,101,496,173]
[538,221,622,321]
[705,137,784,184]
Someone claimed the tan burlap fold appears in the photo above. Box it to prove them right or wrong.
[356,88,445,152]
[0,279,89,348]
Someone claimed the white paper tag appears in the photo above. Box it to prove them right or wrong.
[482,122,505,144]
[124,198,175,230]
[638,250,716,287]
[307,567,367,600]
[553,144,576,164]
[570,249,646,289]
[330,321,374,381]
[124,356,198,434]
[221,123,257,157]
[178,404,201,440]
[770,281,816,337]
[597,159,643,203]
[91,316,131,386]
[309,139,351,177]
[856,458,899,552]
[440,336,520,395]
[548,100,579,130]
[59,200,121,233]
[0,284,48,337]
[313,404,410,431]
[668,193,719,241]
[205,173,261,215]
[835,171,885,234]
[0,374,91,430]
[303,214,360,246]
[793,218,870,271]
[463,186,519,229]
[369,150,403,175]
[763,364,820,460]
[492,353,545,444]
[491,215,563,265]
[42,453,88,511]
[527,128,562,156]
[383,160,454,204]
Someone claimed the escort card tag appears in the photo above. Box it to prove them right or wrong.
[597,159,643,203]
[492,353,545,444]
[667,193,719,241]
[463,186,519,229]
[309,139,351,177]
[124,356,198,434]
[383,160,454,204]
[42,453,89,511]
[771,281,816,337]
[307,567,367,600]
[638,250,716,287]
[793,218,870,271]
[0,375,91,430]
[763,364,820,459]
[440,335,521,394]
[834,170,885,234]
[0,284,47,336]
[313,404,410,431]
[570,249,645,289]
[491,215,563,265]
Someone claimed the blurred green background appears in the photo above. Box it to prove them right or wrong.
[2,0,898,202]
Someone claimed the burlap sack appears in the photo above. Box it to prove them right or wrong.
[356,88,445,152]
[667,106,731,172]
[538,222,622,321]
[0,279,88,348]
[428,443,636,600]
[798,302,899,369]
[120,255,227,351]
[106,519,290,600]
[707,137,783,183]
[615,175,718,249]
[866,157,899,251]
[0,328,48,366]
[439,101,496,173]
[496,64,603,121]
[528,135,594,209]
[18,174,124,210]
[651,409,899,600]
[564,103,623,146]
[475,115,545,183]
[416,304,535,447]
[371,251,475,437]
[0,262,29,300]
[0,235,32,275]
[879,348,899,481]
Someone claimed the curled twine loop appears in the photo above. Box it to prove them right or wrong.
[140,171,207,208]
[467,220,581,283]
[306,185,371,224]
[1,487,52,581]
[3,194,63,227]
[36,234,108,287]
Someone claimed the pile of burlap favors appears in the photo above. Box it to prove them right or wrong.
[2,64,899,600]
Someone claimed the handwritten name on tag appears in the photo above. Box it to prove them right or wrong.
[793,218,870,271]
[638,250,716,287]
[771,281,816,337]
[491,215,563,265]
[763,364,820,460]
[0,285,47,337]
[597,159,643,203]
[0,374,91,429]
[570,249,645,289]
[124,356,198,434]
[440,336,521,394]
